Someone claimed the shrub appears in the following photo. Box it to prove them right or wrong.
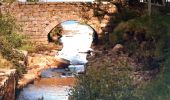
[110,15,170,70]
[134,15,170,99]
[116,7,139,21]
[0,14,27,74]
[69,54,136,100]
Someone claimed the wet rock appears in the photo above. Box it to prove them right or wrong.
[53,58,70,69]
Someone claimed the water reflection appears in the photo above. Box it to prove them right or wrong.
[17,77,75,100]
[17,68,75,100]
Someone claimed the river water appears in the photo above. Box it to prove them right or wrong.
[17,21,94,100]
[17,68,75,100]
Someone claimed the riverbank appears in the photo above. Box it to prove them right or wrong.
[82,15,170,95]
[17,48,71,88]
[0,48,74,100]
[0,44,160,100]
[0,69,17,100]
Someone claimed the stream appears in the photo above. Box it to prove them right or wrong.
[17,21,95,100]
[17,68,75,100]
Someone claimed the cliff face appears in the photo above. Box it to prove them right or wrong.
[0,69,17,100]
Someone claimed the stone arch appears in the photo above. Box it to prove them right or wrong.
[44,20,60,37]
[44,19,84,36]
[45,20,98,44]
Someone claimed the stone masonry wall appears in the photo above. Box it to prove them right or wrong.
[2,2,117,44]
[0,69,17,100]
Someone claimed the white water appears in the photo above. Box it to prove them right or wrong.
[56,21,94,73]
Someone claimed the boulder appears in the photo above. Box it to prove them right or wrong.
[54,57,70,68]
[112,44,124,53]
[27,55,55,67]
[27,54,70,69]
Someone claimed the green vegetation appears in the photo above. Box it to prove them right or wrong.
[0,13,27,74]
[70,4,170,99]
[110,15,170,70]
[1,0,170,99]
[48,25,63,44]
[70,55,135,100]
[134,15,170,99]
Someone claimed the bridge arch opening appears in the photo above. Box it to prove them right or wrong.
[47,20,98,73]
[47,20,98,45]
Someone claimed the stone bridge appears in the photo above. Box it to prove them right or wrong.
[2,2,117,44]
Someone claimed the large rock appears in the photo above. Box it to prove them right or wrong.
[27,54,57,67]
[27,53,70,68]
[18,53,70,88]
[54,58,70,68]
[112,44,124,53]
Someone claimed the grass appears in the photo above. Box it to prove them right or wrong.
[134,15,170,100]
[0,54,13,68]
[0,14,28,74]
